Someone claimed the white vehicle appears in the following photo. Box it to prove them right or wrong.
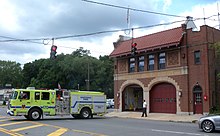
[107,99,114,108]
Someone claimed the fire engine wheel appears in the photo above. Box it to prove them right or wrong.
[29,109,41,120]
[80,108,91,119]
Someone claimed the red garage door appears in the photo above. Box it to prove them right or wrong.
[150,83,176,114]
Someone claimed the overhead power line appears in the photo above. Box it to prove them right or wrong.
[0,35,52,45]
[0,14,218,44]
[82,0,186,18]
[0,36,45,44]
[0,19,186,43]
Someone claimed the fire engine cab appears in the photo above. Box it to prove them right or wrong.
[7,88,106,120]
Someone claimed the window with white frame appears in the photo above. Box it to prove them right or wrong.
[129,57,135,72]
[158,52,166,69]
[148,54,154,71]
[138,56,144,72]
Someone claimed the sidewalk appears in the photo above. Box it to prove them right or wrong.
[1,105,202,123]
[105,111,203,123]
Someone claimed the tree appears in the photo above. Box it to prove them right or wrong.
[0,60,22,88]
[22,59,44,88]
[71,47,90,57]
[211,42,220,79]
[4,47,114,98]
[95,55,114,98]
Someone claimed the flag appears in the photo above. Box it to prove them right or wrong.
[58,83,61,89]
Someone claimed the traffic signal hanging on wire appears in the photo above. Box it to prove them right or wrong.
[131,42,137,56]
[50,45,57,59]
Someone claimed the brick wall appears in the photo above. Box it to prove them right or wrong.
[113,25,220,113]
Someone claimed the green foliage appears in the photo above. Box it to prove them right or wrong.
[211,42,220,80]
[0,60,22,88]
[0,47,114,97]
[211,42,220,57]
[210,105,220,115]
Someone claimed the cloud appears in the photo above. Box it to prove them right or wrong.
[0,0,219,64]
[178,1,220,29]
[0,0,164,64]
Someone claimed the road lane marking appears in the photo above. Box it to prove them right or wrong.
[47,128,68,136]
[0,120,107,136]
[11,124,44,132]
[31,121,107,136]
[0,127,23,136]
[72,129,108,136]
[0,116,8,119]
[0,119,8,122]
[151,129,208,136]
[0,121,26,127]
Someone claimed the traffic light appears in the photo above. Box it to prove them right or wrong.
[50,45,57,59]
[131,42,137,56]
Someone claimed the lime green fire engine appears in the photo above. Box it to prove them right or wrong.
[7,89,106,120]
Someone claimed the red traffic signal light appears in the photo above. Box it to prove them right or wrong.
[131,42,137,56]
[132,42,137,47]
[50,45,57,59]
[51,45,57,52]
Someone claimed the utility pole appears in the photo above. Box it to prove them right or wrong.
[85,60,90,91]
[87,62,90,91]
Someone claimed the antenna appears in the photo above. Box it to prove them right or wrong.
[125,6,131,35]
[127,6,130,29]
[203,8,206,25]
[217,3,220,29]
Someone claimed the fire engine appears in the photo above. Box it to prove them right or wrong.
[7,88,106,120]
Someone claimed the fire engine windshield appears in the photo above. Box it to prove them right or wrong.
[11,91,18,99]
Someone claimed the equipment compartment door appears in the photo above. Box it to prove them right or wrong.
[93,96,105,113]
[40,91,55,115]
[71,95,78,113]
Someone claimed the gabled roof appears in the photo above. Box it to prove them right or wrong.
[110,27,183,57]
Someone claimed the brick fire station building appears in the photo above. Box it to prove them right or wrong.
[110,23,220,115]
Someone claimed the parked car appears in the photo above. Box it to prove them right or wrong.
[198,115,220,133]
[106,101,111,109]
[106,99,114,108]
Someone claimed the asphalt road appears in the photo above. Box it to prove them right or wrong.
[0,106,219,136]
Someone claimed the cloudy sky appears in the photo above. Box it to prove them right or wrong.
[0,0,219,65]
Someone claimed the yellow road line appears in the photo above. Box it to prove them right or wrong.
[0,116,8,119]
[11,124,44,132]
[0,127,23,136]
[47,128,68,136]
[0,119,8,122]
[73,129,108,136]
[31,121,108,136]
[0,121,26,127]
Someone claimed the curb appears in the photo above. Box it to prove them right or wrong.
[104,112,200,123]
[105,115,198,123]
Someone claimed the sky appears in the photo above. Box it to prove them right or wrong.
[0,0,220,65]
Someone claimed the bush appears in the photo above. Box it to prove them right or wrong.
[210,105,220,115]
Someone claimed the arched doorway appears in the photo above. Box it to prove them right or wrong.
[193,85,203,114]
[150,83,176,113]
[122,85,143,111]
